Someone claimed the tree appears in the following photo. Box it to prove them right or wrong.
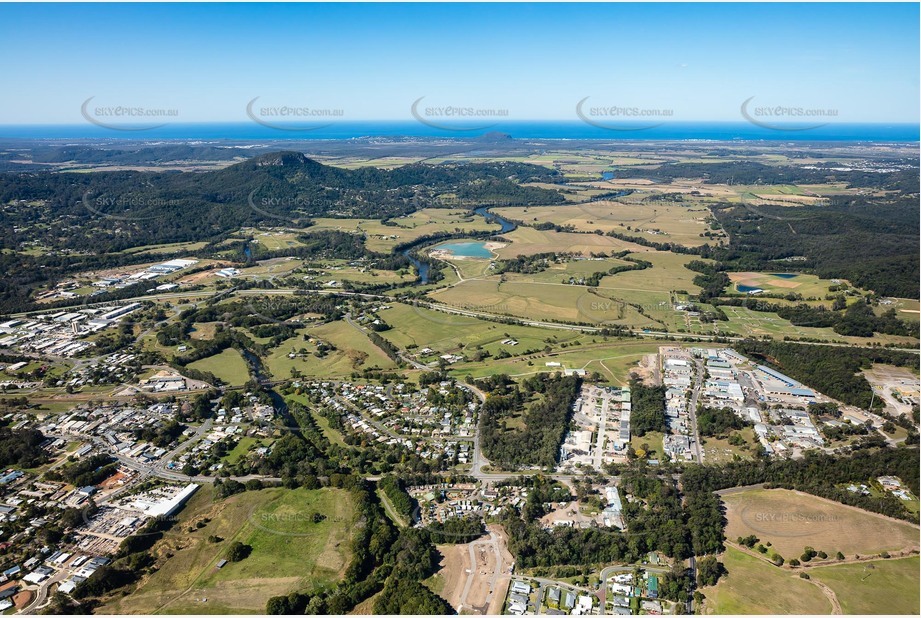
[696,556,726,586]
[227,541,252,562]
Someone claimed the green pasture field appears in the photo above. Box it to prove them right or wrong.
[492,227,650,258]
[810,557,920,615]
[452,339,664,385]
[375,302,587,357]
[700,547,830,615]
[263,320,397,379]
[101,486,355,615]
[307,208,500,253]
[493,199,720,247]
[187,348,251,386]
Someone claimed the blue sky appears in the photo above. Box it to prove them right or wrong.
[0,2,918,124]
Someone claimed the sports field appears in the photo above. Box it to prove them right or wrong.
[721,488,921,559]
[102,486,355,615]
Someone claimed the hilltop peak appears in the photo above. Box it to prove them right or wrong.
[249,151,319,168]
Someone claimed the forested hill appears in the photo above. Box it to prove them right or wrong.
[703,194,920,298]
[0,152,564,252]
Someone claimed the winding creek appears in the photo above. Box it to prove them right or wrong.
[401,206,516,284]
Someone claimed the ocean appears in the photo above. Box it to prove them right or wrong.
[0,121,918,142]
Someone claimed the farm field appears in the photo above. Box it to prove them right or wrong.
[810,557,920,615]
[307,208,499,253]
[249,231,307,251]
[187,348,251,386]
[235,257,304,279]
[727,271,848,297]
[101,487,355,615]
[713,305,919,346]
[428,279,661,328]
[493,199,721,247]
[878,297,921,322]
[427,251,703,330]
[376,302,587,357]
[700,547,831,615]
[117,240,210,256]
[721,488,921,559]
[492,227,649,258]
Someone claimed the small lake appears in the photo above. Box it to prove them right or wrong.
[769,273,799,279]
[736,284,764,293]
[433,241,494,258]
[601,171,615,181]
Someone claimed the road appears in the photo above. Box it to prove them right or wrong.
[592,389,610,471]
[687,358,705,464]
[597,564,671,615]
[458,530,505,614]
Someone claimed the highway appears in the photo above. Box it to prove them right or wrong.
[9,286,918,353]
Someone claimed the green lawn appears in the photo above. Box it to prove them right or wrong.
[187,348,251,386]
[105,486,355,615]
[223,437,258,465]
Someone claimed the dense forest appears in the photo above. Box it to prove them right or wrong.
[0,153,564,312]
[0,152,563,252]
[478,373,580,469]
[630,378,668,437]
[681,446,920,522]
[0,427,47,469]
[697,406,751,437]
[702,195,920,298]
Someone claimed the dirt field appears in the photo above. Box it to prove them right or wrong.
[721,488,920,559]
[862,364,920,419]
[12,589,34,609]
[433,524,514,615]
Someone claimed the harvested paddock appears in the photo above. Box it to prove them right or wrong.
[721,488,920,559]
